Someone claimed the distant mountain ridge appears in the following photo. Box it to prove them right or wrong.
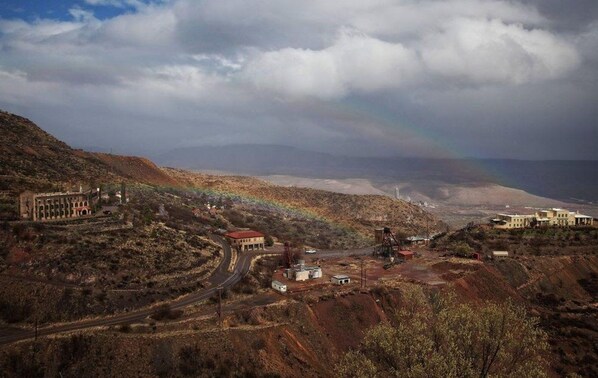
[156,145,598,203]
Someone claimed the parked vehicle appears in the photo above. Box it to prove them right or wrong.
[305,249,317,254]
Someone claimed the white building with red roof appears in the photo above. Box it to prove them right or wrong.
[225,230,265,252]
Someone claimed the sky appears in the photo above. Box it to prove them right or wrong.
[0,0,596,160]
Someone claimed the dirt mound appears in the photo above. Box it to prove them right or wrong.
[452,265,523,303]
[310,292,387,352]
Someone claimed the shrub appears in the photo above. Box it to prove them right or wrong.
[336,287,549,378]
[178,345,202,376]
[151,303,182,321]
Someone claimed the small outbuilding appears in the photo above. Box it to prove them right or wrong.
[398,250,414,261]
[272,280,287,293]
[331,275,351,285]
[492,251,509,259]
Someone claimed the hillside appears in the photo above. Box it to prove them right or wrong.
[0,111,179,190]
[164,168,443,240]
[92,153,178,187]
[0,111,118,191]
[0,111,183,218]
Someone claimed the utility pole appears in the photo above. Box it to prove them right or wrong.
[361,260,364,289]
[217,287,223,328]
[426,218,430,241]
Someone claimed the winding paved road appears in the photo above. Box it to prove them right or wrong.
[0,239,374,346]
[0,235,254,346]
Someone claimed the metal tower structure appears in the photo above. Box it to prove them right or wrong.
[373,227,401,258]
[283,242,294,268]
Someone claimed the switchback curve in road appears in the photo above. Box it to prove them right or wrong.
[0,235,255,346]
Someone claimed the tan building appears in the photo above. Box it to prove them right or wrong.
[19,190,92,221]
[491,214,534,229]
[225,230,265,252]
[492,208,594,229]
[537,208,570,226]
[571,213,594,226]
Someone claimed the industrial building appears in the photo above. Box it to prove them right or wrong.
[283,260,322,281]
[225,230,265,251]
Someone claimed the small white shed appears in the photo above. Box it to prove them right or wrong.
[331,275,351,285]
[492,251,509,259]
[272,280,287,293]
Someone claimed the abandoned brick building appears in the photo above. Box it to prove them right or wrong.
[19,190,93,221]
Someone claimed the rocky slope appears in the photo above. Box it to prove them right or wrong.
[0,111,118,190]
[165,168,443,240]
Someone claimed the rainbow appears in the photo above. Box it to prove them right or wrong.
[140,182,358,234]
[295,95,509,185]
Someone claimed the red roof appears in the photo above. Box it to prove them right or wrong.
[398,251,414,256]
[225,230,265,239]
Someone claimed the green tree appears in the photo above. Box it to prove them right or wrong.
[336,286,548,378]
[453,241,475,257]
[264,234,274,247]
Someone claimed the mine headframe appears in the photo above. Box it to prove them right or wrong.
[283,241,294,268]
[374,227,401,258]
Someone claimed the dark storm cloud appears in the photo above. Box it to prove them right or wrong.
[0,0,596,159]
[520,0,598,32]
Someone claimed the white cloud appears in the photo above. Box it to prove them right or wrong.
[241,20,579,99]
[421,18,580,85]
[242,30,419,99]
[98,6,176,47]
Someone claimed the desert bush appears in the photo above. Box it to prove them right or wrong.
[452,241,475,257]
[3,347,44,377]
[178,344,202,376]
[152,341,175,378]
[252,338,267,350]
[0,299,32,323]
[151,303,182,321]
